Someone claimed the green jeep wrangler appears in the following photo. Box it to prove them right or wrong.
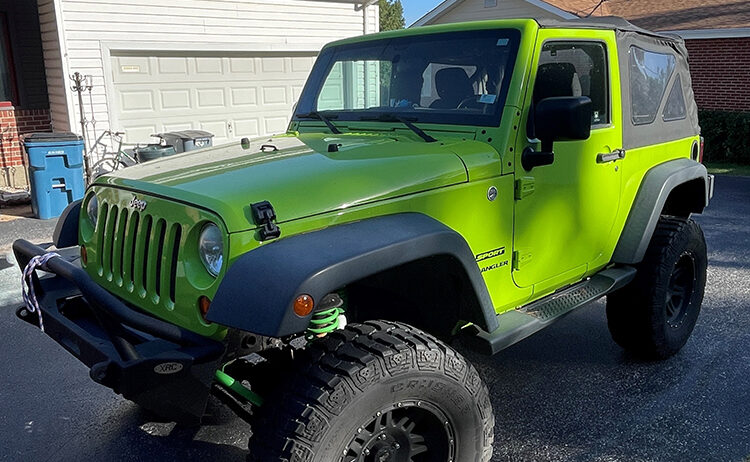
[16,17,714,462]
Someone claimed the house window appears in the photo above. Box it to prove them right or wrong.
[0,13,18,105]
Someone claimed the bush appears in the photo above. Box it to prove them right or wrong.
[698,110,750,164]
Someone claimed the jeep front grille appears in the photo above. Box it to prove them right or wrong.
[97,202,182,306]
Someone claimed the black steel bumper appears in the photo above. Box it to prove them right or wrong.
[13,239,225,426]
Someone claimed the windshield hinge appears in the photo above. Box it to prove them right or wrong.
[251,201,281,241]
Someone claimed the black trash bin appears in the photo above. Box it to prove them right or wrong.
[154,130,214,153]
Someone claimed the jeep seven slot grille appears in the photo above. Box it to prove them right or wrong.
[97,202,182,306]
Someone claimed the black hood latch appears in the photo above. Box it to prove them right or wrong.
[251,201,281,241]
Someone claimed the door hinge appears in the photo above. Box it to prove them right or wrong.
[251,201,281,241]
[514,177,535,200]
[512,250,533,270]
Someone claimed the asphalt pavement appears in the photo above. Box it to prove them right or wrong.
[0,176,748,461]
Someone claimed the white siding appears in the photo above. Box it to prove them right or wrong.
[427,0,561,24]
[46,0,377,142]
[38,0,71,131]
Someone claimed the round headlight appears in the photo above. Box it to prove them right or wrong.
[198,223,224,277]
[86,195,98,227]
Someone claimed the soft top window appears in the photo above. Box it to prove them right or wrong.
[629,46,676,125]
[294,29,521,128]
[663,74,687,122]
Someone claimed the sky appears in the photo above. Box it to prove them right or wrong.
[402,0,444,26]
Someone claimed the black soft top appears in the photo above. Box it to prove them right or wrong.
[538,15,699,148]
[536,16,681,41]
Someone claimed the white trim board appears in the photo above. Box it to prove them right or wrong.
[666,27,750,40]
[410,0,576,27]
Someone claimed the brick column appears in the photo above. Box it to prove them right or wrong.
[0,107,52,189]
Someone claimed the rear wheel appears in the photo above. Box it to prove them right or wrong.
[248,320,494,462]
[607,217,707,359]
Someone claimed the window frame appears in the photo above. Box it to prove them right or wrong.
[0,11,18,107]
[293,29,522,128]
[534,39,612,130]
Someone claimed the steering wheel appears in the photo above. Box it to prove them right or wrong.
[457,95,483,110]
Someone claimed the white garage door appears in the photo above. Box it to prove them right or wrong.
[110,53,316,145]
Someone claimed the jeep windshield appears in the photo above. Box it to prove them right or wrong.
[294,29,521,128]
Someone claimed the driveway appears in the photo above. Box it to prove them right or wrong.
[0,176,748,461]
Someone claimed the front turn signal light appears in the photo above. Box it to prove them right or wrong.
[198,296,211,320]
[293,294,314,317]
[80,245,87,265]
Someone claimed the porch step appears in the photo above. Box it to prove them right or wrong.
[463,266,636,355]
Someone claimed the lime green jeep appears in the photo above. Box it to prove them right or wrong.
[16,17,714,461]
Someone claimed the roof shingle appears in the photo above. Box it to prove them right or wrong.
[545,0,750,30]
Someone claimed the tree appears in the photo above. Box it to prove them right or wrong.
[379,0,405,31]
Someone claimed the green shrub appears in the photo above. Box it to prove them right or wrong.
[698,110,750,164]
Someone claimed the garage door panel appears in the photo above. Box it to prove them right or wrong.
[234,118,260,137]
[229,57,256,74]
[195,57,223,74]
[120,90,154,112]
[230,87,258,106]
[200,120,230,142]
[196,88,226,108]
[125,125,158,144]
[264,116,289,134]
[160,89,191,110]
[113,52,315,144]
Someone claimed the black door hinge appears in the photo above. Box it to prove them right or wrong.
[251,201,281,241]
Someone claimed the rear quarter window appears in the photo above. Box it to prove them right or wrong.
[629,46,675,125]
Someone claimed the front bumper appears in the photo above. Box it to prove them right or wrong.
[13,239,225,426]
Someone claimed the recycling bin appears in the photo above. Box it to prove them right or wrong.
[154,130,214,153]
[23,132,85,220]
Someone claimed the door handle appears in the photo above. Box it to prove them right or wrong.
[597,149,626,163]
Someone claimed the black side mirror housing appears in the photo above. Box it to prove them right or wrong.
[523,96,593,171]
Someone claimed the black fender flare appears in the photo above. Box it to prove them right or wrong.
[53,199,82,248]
[207,213,498,337]
[612,158,711,264]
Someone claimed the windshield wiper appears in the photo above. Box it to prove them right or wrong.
[359,114,437,143]
[296,111,342,134]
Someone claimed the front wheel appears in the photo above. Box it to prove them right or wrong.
[607,217,707,359]
[248,320,494,462]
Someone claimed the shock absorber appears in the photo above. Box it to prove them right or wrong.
[307,293,346,337]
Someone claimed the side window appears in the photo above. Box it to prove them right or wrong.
[663,74,687,121]
[535,41,609,126]
[629,46,676,125]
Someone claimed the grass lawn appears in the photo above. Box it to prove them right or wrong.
[704,162,750,177]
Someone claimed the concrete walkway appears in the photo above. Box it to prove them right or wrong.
[0,203,57,306]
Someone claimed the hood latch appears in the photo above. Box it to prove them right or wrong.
[251,201,281,241]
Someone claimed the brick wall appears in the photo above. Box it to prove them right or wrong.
[0,107,52,189]
[685,37,750,112]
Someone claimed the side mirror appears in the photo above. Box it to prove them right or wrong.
[523,96,592,171]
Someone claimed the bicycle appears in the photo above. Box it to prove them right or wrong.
[88,130,139,180]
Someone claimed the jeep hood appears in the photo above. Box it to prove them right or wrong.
[99,133,469,232]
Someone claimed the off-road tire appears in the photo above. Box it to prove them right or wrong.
[247,320,494,462]
[607,216,707,359]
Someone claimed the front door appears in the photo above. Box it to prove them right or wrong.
[513,32,623,292]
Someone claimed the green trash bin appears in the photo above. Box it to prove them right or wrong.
[135,145,177,162]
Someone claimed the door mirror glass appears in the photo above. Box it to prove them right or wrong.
[534,96,592,152]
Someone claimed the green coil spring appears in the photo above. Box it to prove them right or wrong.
[307,306,344,337]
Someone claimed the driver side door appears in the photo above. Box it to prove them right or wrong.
[512,31,623,294]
